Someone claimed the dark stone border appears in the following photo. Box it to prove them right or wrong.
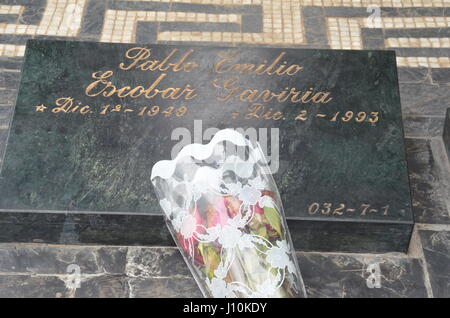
[0,211,413,253]
[444,108,450,161]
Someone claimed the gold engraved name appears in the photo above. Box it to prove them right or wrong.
[214,51,303,76]
[211,77,332,104]
[84,70,197,100]
[119,47,199,73]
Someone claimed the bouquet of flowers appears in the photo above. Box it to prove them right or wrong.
[151,129,306,298]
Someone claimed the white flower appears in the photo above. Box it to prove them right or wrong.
[255,279,277,297]
[171,213,183,232]
[258,195,275,208]
[237,233,255,249]
[214,263,228,279]
[266,240,291,270]
[238,185,261,205]
[208,278,236,298]
[218,225,242,249]
[179,214,197,239]
[248,175,267,190]
[159,199,172,218]
[228,214,247,228]
[190,184,203,202]
[200,224,221,242]
[223,181,242,196]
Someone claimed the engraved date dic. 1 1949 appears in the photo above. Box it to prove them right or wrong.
[34,97,189,119]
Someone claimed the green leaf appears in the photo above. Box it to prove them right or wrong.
[263,206,283,238]
[198,243,206,260]
[199,244,221,279]
[257,226,267,237]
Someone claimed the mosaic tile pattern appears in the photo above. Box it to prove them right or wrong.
[0,0,449,298]
[0,0,448,67]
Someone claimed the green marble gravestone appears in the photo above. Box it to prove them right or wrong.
[0,40,413,253]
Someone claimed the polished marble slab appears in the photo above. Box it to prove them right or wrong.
[0,39,413,253]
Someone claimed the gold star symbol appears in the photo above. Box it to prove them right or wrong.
[35,104,47,112]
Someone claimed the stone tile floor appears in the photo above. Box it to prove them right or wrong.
[0,0,449,297]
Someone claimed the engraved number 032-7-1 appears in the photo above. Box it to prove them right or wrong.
[308,202,389,216]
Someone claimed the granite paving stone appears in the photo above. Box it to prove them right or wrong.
[298,253,428,298]
[0,275,69,298]
[397,68,430,85]
[406,138,450,224]
[128,277,202,298]
[403,116,445,138]
[399,83,450,116]
[74,274,130,298]
[0,89,17,105]
[419,229,450,298]
[0,71,20,90]
[0,57,22,70]
[430,69,450,84]
[0,245,128,274]
[126,247,191,278]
